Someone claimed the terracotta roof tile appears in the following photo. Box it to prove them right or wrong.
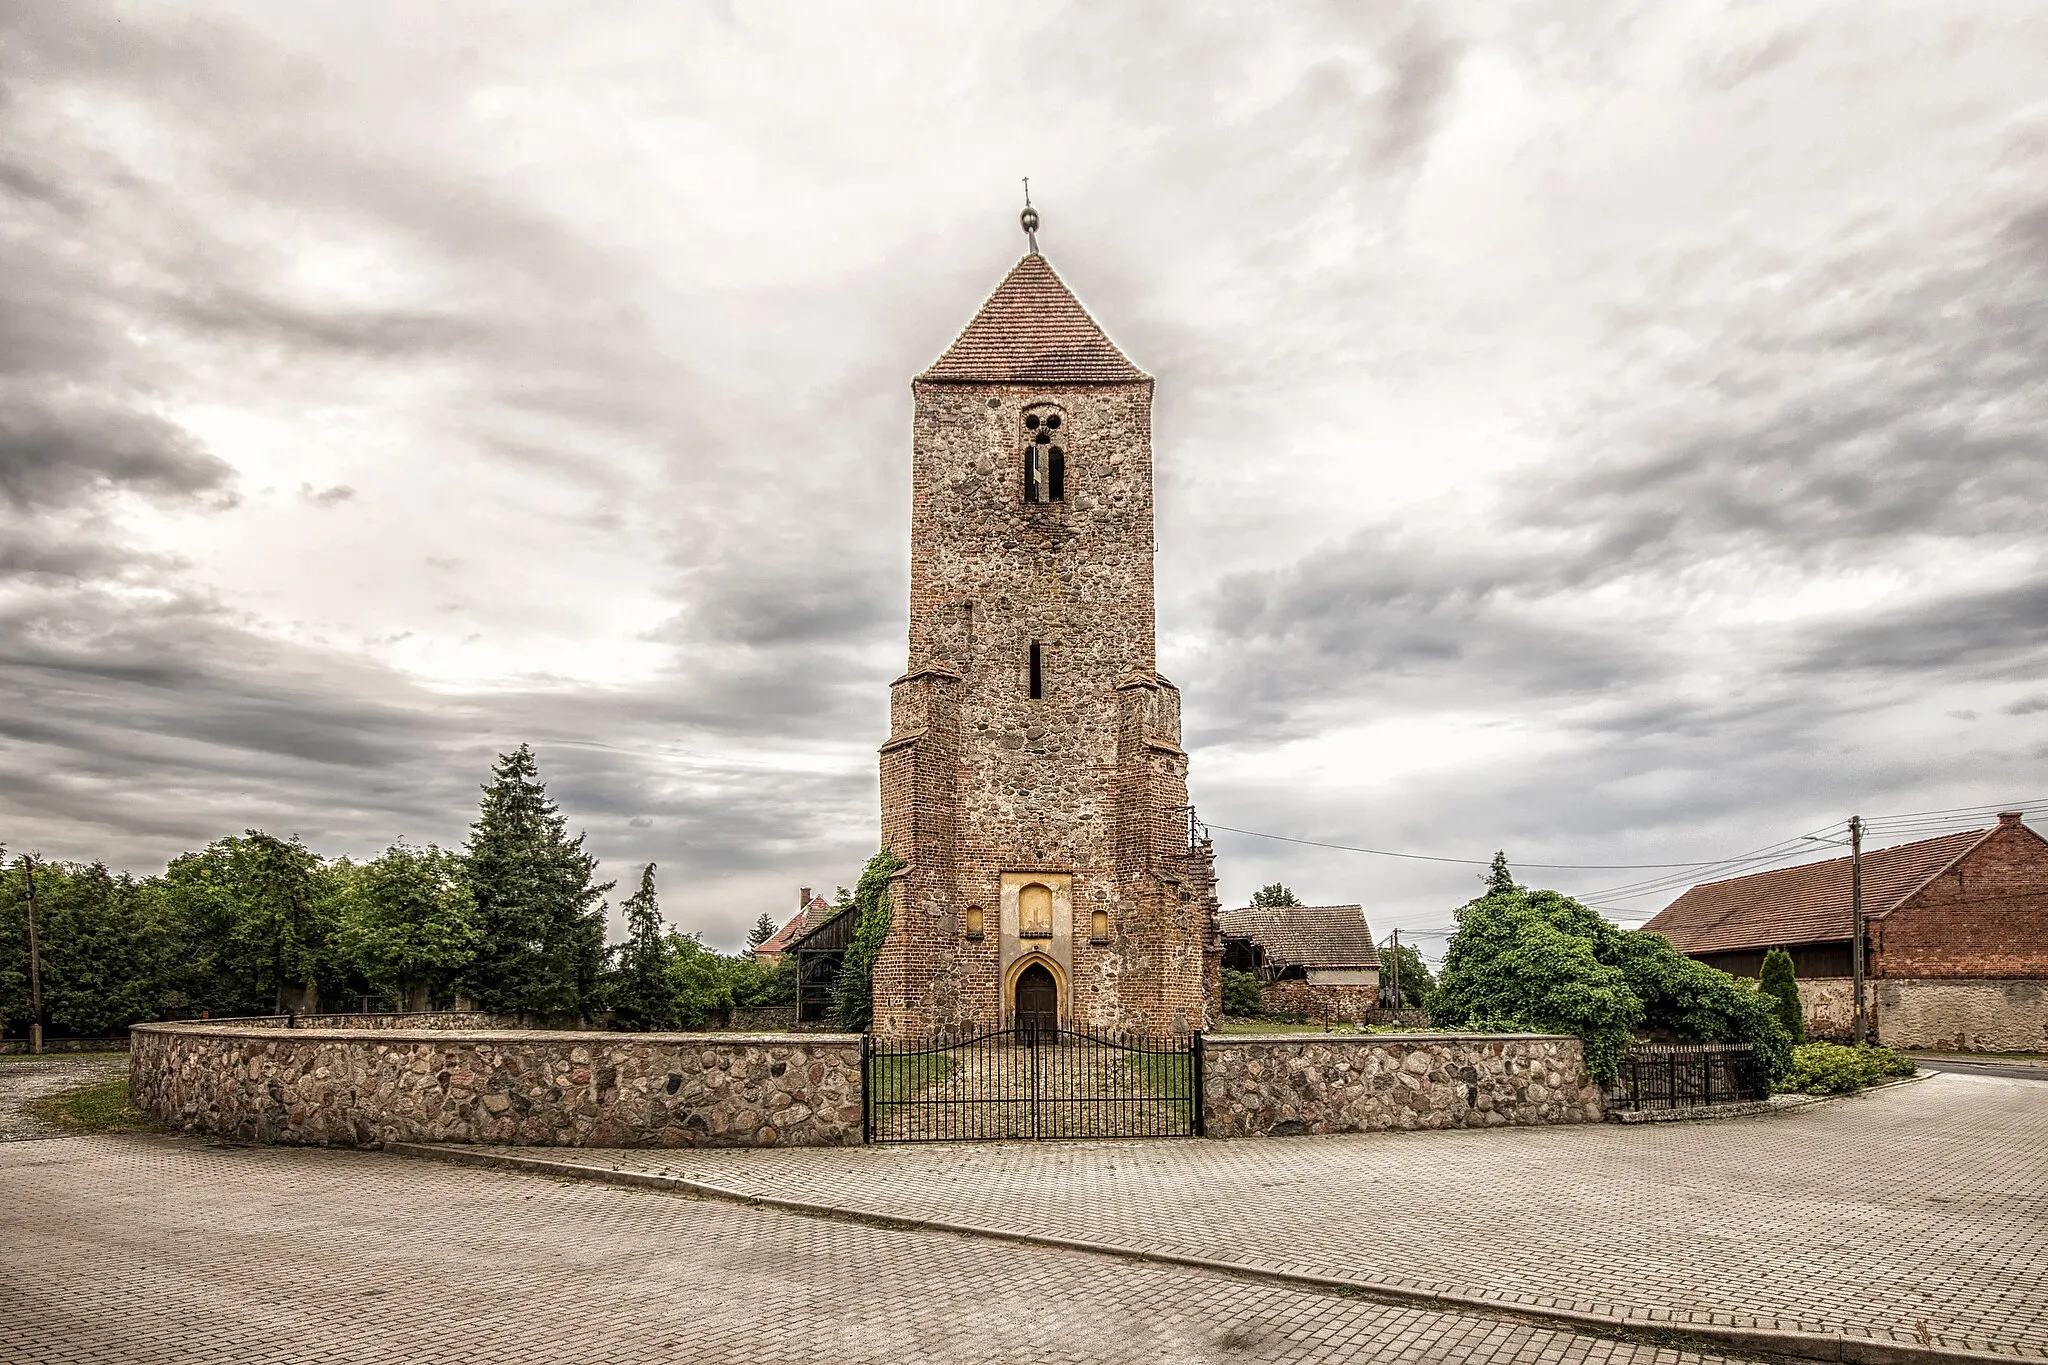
[1641,828,1992,955]
[1218,904,1381,970]
[920,253,1148,385]
[754,897,836,956]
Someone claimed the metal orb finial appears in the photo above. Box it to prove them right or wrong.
[1021,177,1039,255]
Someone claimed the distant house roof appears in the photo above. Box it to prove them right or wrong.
[1641,826,1997,956]
[754,895,836,958]
[919,253,1149,385]
[1218,904,1380,971]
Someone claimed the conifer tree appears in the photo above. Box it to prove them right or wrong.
[1759,946,1805,1044]
[747,912,778,949]
[1484,851,1519,898]
[461,745,612,1020]
[608,864,674,1031]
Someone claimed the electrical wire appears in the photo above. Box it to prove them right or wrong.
[1207,796,2043,911]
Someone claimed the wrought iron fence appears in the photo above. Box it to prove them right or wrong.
[1606,1042,1766,1112]
[864,1025,1204,1143]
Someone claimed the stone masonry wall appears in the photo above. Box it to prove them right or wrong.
[130,1023,863,1148]
[1204,1033,1602,1137]
[874,373,1217,1039]
[1873,978,2048,1052]
[1796,976,2048,1050]
[1256,980,1381,1024]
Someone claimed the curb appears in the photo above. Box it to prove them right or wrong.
[386,1140,2028,1365]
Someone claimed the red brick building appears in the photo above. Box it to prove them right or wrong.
[869,226,1221,1040]
[1643,813,2048,1050]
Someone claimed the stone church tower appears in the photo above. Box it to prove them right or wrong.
[872,216,1222,1040]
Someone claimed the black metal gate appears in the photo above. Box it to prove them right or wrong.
[1606,1042,1765,1112]
[863,1026,1204,1142]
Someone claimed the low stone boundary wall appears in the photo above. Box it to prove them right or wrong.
[199,1012,520,1031]
[130,1021,863,1149]
[1204,1033,1602,1137]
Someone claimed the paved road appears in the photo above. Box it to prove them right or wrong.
[483,1071,2048,1361]
[0,1053,127,1141]
[0,1134,1744,1365]
[1913,1056,2048,1082]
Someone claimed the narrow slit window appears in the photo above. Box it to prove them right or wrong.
[1048,446,1064,501]
[1023,446,1041,503]
[1028,641,1043,700]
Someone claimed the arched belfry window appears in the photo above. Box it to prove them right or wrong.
[1022,407,1065,504]
[1019,883,1054,938]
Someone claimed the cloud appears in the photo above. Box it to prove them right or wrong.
[4,1,2046,954]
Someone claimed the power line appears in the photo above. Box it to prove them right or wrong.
[1208,799,2042,905]
[1204,824,1780,871]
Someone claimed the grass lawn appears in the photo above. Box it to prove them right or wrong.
[0,1050,129,1063]
[866,1052,957,1107]
[1215,1018,1342,1035]
[23,1077,148,1134]
[1122,1051,1192,1098]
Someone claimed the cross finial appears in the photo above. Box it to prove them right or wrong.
[1020,177,1039,255]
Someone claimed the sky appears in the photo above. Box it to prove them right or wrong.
[4,2,2046,954]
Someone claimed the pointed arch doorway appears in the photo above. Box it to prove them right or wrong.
[1014,962,1059,1041]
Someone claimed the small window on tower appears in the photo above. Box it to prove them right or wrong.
[964,905,985,940]
[1021,406,1065,504]
[1028,641,1043,700]
[1089,909,1110,944]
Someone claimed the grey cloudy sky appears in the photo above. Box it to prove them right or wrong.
[4,2,2045,952]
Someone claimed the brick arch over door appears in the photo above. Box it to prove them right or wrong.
[1003,953,1067,1029]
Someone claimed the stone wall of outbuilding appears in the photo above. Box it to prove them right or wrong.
[1795,977,2048,1051]
[1254,980,1381,1024]
[1203,1033,1602,1137]
[129,1022,863,1149]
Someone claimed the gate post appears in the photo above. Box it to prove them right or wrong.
[1191,1030,1206,1138]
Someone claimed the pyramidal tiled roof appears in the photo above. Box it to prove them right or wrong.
[921,253,1148,384]
[1641,827,1994,955]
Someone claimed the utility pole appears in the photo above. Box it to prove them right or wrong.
[1387,929,1401,1011]
[1849,815,1866,1047]
[21,854,43,1056]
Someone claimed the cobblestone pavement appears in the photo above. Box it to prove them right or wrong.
[0,1134,1745,1365]
[484,1071,2048,1360]
[0,1053,127,1142]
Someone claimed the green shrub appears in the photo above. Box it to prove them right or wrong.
[1221,968,1263,1017]
[1430,891,1642,1082]
[1758,947,1805,1044]
[1432,879,1796,1085]
[1783,1042,1917,1094]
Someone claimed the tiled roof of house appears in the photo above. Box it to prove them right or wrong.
[1641,827,1993,955]
[920,253,1148,385]
[1218,904,1381,970]
[754,896,835,957]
